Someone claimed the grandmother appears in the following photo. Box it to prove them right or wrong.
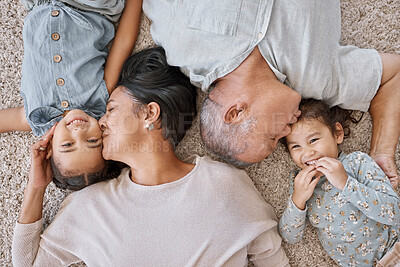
[12,47,289,266]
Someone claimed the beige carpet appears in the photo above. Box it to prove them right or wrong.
[0,0,399,266]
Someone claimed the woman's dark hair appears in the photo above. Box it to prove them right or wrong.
[281,98,363,147]
[51,159,122,191]
[117,46,197,147]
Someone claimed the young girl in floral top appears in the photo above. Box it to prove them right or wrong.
[279,99,400,266]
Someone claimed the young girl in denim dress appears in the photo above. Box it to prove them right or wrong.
[279,99,400,266]
[0,0,141,190]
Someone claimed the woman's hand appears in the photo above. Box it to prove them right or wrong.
[292,165,320,210]
[315,157,348,191]
[19,124,56,224]
[28,124,56,189]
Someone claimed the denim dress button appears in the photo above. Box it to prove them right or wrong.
[56,78,65,86]
[53,55,62,63]
[52,33,60,41]
[51,10,60,17]
[61,101,69,108]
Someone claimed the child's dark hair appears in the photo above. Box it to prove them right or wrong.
[51,159,122,191]
[281,98,363,147]
[117,46,197,147]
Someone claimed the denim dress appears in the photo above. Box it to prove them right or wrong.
[19,0,124,136]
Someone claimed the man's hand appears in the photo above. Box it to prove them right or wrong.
[369,53,400,190]
[371,154,399,189]
[292,165,320,210]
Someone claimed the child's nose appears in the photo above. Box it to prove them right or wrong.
[304,148,316,157]
[72,124,87,131]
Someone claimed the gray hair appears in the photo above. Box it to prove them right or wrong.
[200,97,256,168]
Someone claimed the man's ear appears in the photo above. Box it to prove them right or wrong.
[335,122,344,144]
[223,102,247,124]
[144,102,161,126]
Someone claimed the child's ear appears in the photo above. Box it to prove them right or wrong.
[334,122,344,144]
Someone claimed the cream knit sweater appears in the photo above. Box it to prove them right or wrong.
[13,156,289,267]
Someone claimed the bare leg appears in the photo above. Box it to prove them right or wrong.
[369,53,400,189]
[0,107,31,133]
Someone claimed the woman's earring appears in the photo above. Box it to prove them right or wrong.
[145,123,154,131]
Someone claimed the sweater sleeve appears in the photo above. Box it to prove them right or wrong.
[279,196,308,244]
[248,226,290,267]
[12,219,42,267]
[12,219,67,267]
[339,152,400,225]
[12,217,82,267]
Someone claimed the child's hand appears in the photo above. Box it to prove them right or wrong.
[315,157,348,190]
[292,165,320,210]
[28,124,56,190]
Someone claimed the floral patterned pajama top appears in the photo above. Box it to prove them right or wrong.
[279,152,400,266]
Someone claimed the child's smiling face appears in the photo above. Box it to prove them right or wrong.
[51,109,105,176]
[286,118,344,171]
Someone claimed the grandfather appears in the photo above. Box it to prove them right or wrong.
[143,0,400,185]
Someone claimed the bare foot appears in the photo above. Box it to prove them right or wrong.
[371,153,399,189]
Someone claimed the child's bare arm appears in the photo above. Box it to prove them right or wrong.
[104,0,143,94]
[0,107,31,133]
